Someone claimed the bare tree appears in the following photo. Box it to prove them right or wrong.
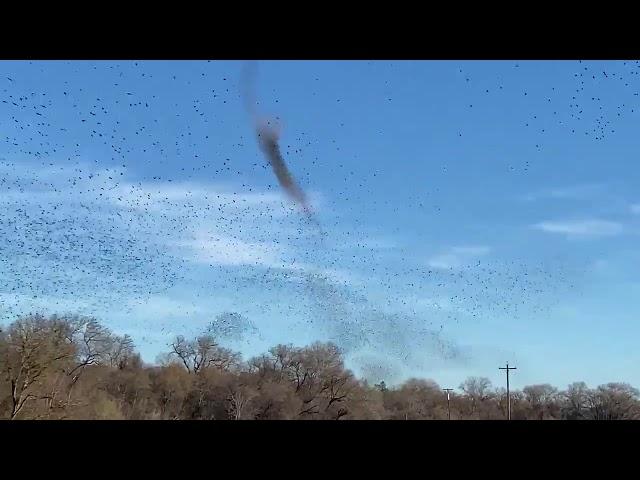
[523,384,559,419]
[561,381,590,420]
[106,334,136,369]
[6,312,640,421]
[149,364,193,419]
[169,333,239,374]
[383,378,446,420]
[459,377,493,419]
[1,315,77,419]
[585,383,640,420]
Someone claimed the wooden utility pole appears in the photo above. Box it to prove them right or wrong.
[499,363,517,420]
[443,388,454,420]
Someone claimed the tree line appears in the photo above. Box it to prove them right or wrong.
[1,313,638,420]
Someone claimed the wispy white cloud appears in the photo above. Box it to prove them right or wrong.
[351,237,399,250]
[108,181,292,216]
[427,245,491,270]
[427,254,464,270]
[0,292,96,318]
[450,245,491,256]
[175,233,286,268]
[521,184,606,202]
[1,159,373,331]
[533,219,623,237]
[413,296,460,313]
[125,295,206,319]
[317,267,368,287]
[0,160,318,304]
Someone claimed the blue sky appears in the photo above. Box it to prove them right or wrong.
[1,60,640,390]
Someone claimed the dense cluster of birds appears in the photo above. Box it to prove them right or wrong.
[0,60,635,379]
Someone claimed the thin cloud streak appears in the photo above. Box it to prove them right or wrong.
[533,219,623,237]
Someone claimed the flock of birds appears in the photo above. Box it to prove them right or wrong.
[0,60,637,381]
